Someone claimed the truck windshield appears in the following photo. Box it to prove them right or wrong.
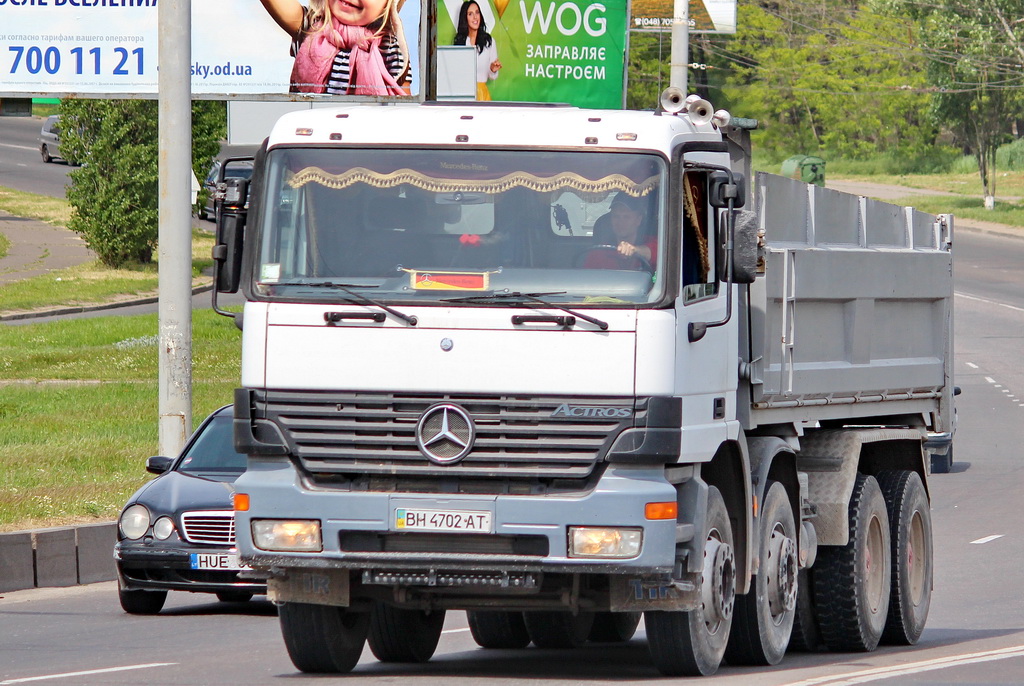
[254,147,669,305]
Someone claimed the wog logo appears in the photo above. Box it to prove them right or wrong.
[551,404,632,419]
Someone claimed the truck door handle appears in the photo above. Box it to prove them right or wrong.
[511,314,576,328]
[324,311,387,325]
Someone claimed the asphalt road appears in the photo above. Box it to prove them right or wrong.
[3,115,1024,683]
[0,113,71,197]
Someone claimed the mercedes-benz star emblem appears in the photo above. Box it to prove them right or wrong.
[416,404,475,464]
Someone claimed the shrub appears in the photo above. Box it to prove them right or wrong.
[59,100,226,268]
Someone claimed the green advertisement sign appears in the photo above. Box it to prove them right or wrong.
[438,0,628,109]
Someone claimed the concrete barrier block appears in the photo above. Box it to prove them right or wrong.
[77,522,118,584]
[33,527,78,588]
[0,531,35,592]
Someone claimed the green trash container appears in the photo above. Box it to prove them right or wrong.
[781,155,826,187]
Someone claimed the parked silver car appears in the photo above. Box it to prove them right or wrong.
[39,115,64,163]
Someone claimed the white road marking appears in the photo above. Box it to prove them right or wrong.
[442,627,471,635]
[985,377,996,384]
[971,534,1005,545]
[784,644,1024,685]
[0,143,38,152]
[957,291,1024,314]
[966,362,979,369]
[0,663,176,685]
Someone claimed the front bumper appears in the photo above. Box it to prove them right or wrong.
[234,463,681,575]
[115,542,267,595]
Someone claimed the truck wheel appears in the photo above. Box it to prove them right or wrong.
[726,481,798,665]
[877,470,932,645]
[788,569,823,652]
[523,611,595,649]
[467,610,531,649]
[118,586,167,615]
[368,603,446,663]
[645,486,735,676]
[588,611,642,643]
[278,602,369,673]
[813,473,891,652]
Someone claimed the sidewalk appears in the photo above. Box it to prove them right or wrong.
[0,210,93,285]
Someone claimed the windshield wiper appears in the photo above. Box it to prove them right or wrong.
[274,280,417,326]
[445,292,609,331]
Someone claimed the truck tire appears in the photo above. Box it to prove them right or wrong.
[645,486,735,676]
[877,469,932,645]
[278,602,369,673]
[118,587,167,615]
[588,611,642,643]
[787,569,823,652]
[726,481,798,665]
[523,611,595,649]
[368,603,446,663]
[467,610,531,649]
[813,473,891,652]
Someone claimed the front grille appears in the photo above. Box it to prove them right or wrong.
[253,390,642,482]
[181,511,236,545]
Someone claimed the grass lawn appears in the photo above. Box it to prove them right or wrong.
[0,309,241,532]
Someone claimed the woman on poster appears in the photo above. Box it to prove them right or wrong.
[259,0,410,96]
[453,0,501,100]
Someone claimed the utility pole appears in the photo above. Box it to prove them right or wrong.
[670,0,690,92]
[157,0,193,456]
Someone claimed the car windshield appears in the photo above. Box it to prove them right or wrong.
[176,415,246,474]
[254,147,669,305]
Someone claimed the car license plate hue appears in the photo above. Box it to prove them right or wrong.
[190,552,248,570]
[395,508,493,533]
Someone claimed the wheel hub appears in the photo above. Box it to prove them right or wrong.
[700,535,735,629]
[765,528,798,617]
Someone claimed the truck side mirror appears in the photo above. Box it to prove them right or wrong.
[708,171,745,209]
[729,210,758,284]
[213,179,248,295]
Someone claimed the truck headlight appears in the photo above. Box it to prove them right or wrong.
[568,527,642,558]
[251,519,322,552]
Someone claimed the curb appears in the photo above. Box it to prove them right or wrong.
[0,521,117,593]
[0,284,213,322]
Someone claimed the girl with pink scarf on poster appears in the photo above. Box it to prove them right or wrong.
[260,0,410,96]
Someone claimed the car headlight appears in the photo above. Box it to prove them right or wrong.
[119,504,151,540]
[152,516,176,540]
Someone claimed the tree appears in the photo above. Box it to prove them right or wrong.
[898,0,1024,207]
[59,100,227,267]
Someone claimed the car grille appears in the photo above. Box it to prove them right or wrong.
[181,511,236,545]
[251,390,641,482]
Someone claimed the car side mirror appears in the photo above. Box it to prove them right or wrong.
[146,455,174,475]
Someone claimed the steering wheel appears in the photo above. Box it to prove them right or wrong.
[576,244,654,274]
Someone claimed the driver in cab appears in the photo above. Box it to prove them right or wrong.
[585,194,657,269]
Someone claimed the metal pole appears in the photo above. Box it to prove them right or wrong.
[157,0,193,456]
[670,0,689,92]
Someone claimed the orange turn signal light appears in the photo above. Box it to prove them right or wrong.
[233,493,250,512]
[645,501,678,520]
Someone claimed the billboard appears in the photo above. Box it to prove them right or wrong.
[436,0,628,109]
[0,0,423,98]
[631,0,736,34]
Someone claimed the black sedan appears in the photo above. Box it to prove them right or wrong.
[114,406,265,614]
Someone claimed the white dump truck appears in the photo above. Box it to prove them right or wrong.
[212,92,953,676]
